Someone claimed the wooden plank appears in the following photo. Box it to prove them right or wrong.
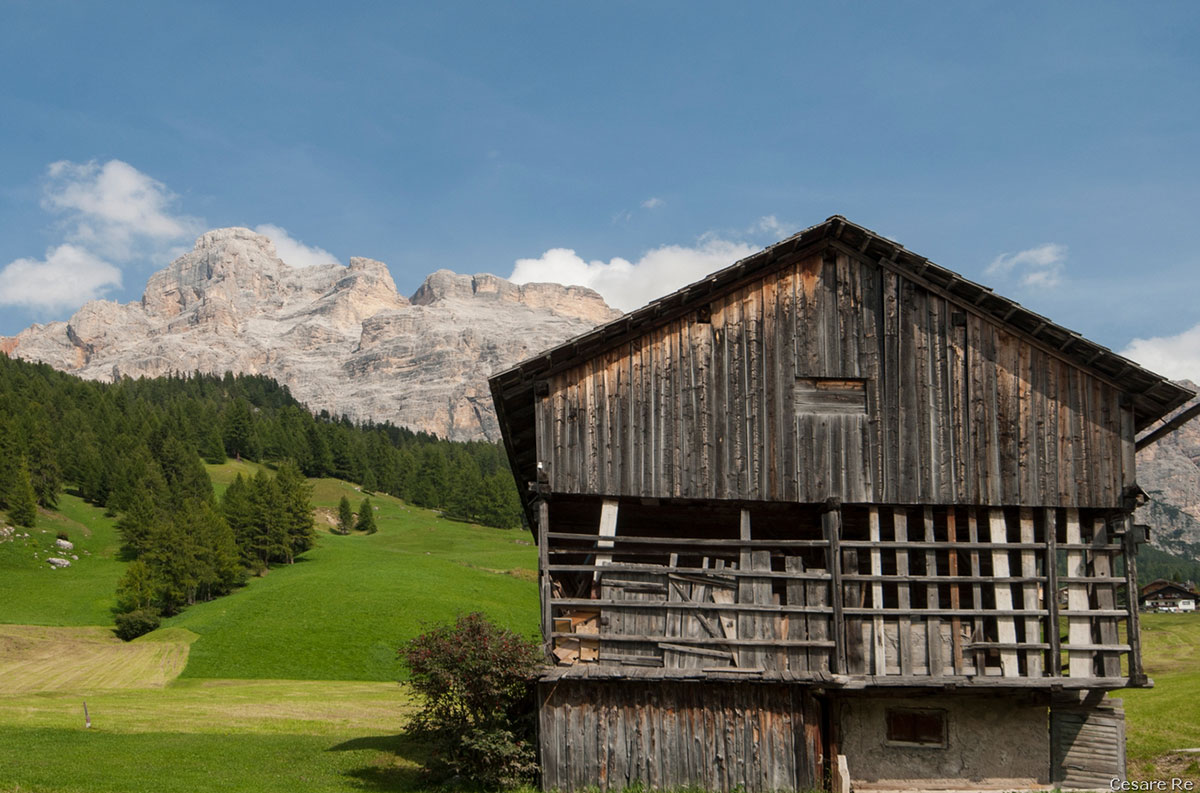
[594,498,619,582]
[539,500,552,659]
[894,508,913,676]
[1065,508,1092,677]
[988,508,1020,676]
[1091,517,1121,677]
[824,505,847,674]
[843,547,866,674]
[1020,507,1044,677]
[806,554,830,673]
[785,556,810,673]
[1123,518,1144,682]
[1046,508,1063,677]
[737,510,759,669]
[924,507,943,675]
[967,508,984,675]
[868,508,887,675]
[947,509,964,673]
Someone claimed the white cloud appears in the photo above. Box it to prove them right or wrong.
[253,224,338,268]
[753,215,794,237]
[0,244,122,311]
[43,159,200,261]
[510,237,758,312]
[1121,325,1200,382]
[986,243,1067,289]
[641,197,665,210]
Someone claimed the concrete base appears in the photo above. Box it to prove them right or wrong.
[838,692,1051,789]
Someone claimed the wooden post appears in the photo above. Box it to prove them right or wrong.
[1046,508,1062,677]
[594,498,619,582]
[823,502,847,674]
[1065,509,1091,677]
[1122,516,1144,683]
[1092,517,1121,677]
[538,499,552,658]
[967,508,984,674]
[947,509,964,674]
[894,508,913,676]
[988,509,1020,677]
[868,508,887,675]
[924,507,943,676]
[1020,508,1043,677]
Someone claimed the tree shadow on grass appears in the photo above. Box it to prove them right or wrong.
[328,732,430,792]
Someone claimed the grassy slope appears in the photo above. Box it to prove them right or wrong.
[0,493,125,626]
[0,465,537,792]
[0,678,422,793]
[0,464,538,682]
[1121,612,1200,779]
[171,475,537,681]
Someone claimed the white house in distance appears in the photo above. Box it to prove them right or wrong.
[1139,579,1198,612]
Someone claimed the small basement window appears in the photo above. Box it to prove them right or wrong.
[885,708,947,748]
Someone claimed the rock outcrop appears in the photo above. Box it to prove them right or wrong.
[1136,381,1200,556]
[1,228,621,441]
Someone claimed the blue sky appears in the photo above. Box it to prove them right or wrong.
[2,2,1199,377]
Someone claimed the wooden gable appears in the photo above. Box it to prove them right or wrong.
[492,217,1193,516]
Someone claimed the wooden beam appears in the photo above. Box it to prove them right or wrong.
[1122,517,1145,684]
[1092,517,1121,677]
[1136,398,1200,451]
[1046,508,1063,677]
[538,499,552,658]
[1065,509,1092,677]
[894,508,913,676]
[1020,508,1043,677]
[593,498,619,583]
[868,508,887,675]
[989,509,1020,677]
[823,505,847,674]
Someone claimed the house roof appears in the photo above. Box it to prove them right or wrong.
[1140,579,1199,599]
[490,216,1195,521]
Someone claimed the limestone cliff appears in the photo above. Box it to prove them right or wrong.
[1,228,621,441]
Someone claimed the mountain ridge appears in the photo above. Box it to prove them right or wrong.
[1,227,621,441]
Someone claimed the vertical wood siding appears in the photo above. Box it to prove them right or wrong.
[536,250,1132,508]
[538,681,824,792]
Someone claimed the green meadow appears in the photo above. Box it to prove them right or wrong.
[0,466,537,792]
[5,465,1200,790]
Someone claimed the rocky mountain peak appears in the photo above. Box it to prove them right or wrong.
[2,228,622,441]
[410,269,617,325]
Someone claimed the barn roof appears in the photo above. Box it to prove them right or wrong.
[490,216,1195,518]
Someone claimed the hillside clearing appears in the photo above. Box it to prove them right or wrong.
[0,625,194,694]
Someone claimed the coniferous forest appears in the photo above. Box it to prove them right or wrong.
[0,353,524,634]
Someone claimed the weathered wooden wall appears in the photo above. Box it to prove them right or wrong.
[534,249,1133,508]
[538,680,824,792]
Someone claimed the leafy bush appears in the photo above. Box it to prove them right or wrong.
[114,607,161,641]
[398,613,542,789]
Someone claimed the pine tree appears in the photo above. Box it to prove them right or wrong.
[7,457,38,528]
[26,420,60,508]
[221,473,258,562]
[115,559,161,613]
[361,466,378,494]
[200,424,226,465]
[223,399,257,461]
[275,460,314,560]
[356,497,377,534]
[249,471,288,568]
[336,495,354,535]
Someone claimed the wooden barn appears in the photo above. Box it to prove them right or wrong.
[489,216,1195,791]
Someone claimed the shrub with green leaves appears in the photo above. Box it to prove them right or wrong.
[114,607,162,641]
[398,613,541,789]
